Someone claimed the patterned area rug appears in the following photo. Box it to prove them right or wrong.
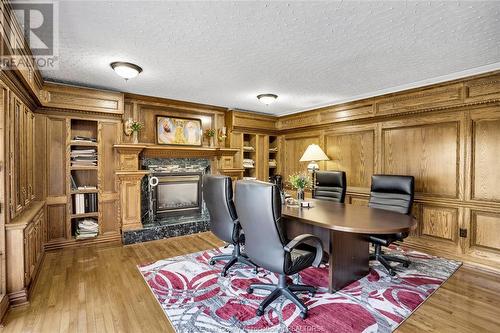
[138,246,461,333]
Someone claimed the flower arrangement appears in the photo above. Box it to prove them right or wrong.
[288,172,311,190]
[130,121,144,133]
[205,129,216,138]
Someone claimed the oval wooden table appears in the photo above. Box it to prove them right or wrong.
[282,199,417,293]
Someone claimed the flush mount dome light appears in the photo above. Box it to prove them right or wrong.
[257,93,278,105]
[110,61,143,80]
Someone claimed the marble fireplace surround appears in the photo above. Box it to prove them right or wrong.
[113,144,240,241]
[140,157,211,226]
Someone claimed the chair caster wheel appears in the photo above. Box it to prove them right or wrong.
[209,260,215,265]
[253,268,258,274]
[403,262,410,268]
[299,311,308,319]
[256,309,264,316]
[309,291,315,297]
[389,270,396,276]
[247,287,253,294]
[220,271,227,277]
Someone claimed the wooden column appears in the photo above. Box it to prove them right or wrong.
[114,145,148,231]
[116,171,148,231]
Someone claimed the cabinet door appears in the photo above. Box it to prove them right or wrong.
[99,121,120,234]
[23,223,34,285]
[20,106,28,206]
[9,95,25,217]
[46,117,68,242]
[256,135,269,181]
[26,111,35,203]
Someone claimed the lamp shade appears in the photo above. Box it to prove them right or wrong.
[299,144,329,162]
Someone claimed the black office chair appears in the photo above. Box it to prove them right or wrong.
[202,175,257,276]
[235,180,323,319]
[368,175,415,276]
[313,170,347,203]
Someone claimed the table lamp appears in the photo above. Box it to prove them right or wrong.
[299,144,329,172]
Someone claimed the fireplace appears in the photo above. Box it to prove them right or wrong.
[152,172,202,218]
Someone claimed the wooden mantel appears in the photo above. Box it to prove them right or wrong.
[113,144,240,159]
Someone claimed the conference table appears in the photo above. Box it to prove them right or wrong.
[282,199,417,293]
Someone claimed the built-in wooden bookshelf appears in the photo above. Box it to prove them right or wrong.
[268,135,278,180]
[243,133,257,179]
[68,119,99,240]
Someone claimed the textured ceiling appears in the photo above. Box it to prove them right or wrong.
[41,1,500,115]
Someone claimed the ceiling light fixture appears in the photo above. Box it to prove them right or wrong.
[110,61,143,80]
[257,93,278,105]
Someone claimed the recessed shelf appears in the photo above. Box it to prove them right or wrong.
[71,189,98,194]
[70,166,98,171]
[70,141,98,147]
[70,212,98,219]
[74,234,99,241]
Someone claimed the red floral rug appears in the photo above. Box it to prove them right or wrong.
[138,246,460,332]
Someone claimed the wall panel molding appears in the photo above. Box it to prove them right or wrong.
[276,71,500,272]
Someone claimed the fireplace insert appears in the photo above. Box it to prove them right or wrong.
[152,172,202,218]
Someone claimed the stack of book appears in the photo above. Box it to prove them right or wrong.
[71,148,97,167]
[243,158,255,168]
[75,218,98,239]
[72,135,96,143]
[73,193,98,214]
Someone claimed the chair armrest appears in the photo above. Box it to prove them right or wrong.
[284,234,323,268]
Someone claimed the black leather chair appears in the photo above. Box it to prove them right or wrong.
[202,175,257,276]
[368,175,415,276]
[235,180,323,319]
[313,170,347,203]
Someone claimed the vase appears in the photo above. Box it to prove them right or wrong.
[209,136,215,147]
[132,131,139,144]
[296,188,305,202]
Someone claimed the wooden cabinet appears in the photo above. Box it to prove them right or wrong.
[42,115,122,249]
[230,132,281,182]
[8,94,36,219]
[6,201,45,306]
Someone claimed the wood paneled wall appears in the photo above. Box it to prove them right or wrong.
[277,71,500,272]
[123,94,227,146]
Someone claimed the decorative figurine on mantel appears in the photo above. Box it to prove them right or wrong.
[205,128,216,147]
[217,127,227,144]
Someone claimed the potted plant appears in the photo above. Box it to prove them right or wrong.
[205,128,216,147]
[130,121,144,144]
[289,172,311,202]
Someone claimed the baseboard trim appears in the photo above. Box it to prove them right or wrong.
[44,232,122,251]
[400,240,500,275]
[7,289,28,307]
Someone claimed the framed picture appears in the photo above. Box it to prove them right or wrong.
[156,116,203,146]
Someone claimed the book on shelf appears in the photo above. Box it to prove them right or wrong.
[73,193,98,214]
[73,135,97,143]
[71,147,98,166]
[75,218,98,239]
[76,185,97,190]
[242,158,255,168]
[70,174,78,190]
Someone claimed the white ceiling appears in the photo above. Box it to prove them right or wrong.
[41,1,500,115]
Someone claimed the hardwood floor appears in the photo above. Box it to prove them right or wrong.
[1,232,499,333]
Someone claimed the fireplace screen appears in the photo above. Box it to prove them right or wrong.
[153,174,202,217]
